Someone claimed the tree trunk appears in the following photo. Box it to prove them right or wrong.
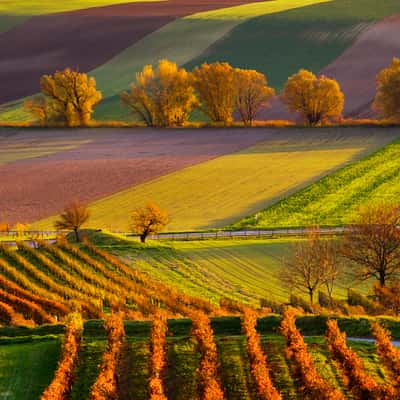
[74,228,80,242]
[140,233,146,243]
[379,271,386,287]
[309,288,314,304]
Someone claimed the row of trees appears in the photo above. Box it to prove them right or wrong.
[51,199,168,243]
[282,203,400,314]
[24,57,400,127]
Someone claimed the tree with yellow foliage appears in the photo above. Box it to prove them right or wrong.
[234,68,275,126]
[54,200,90,242]
[192,62,236,125]
[282,69,344,126]
[131,202,169,243]
[373,57,400,121]
[25,68,102,127]
[121,60,197,127]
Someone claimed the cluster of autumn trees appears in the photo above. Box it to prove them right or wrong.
[24,57,400,128]
[41,313,83,400]
[281,202,400,315]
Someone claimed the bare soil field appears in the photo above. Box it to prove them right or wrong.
[0,0,264,104]
[0,127,271,225]
[321,14,400,118]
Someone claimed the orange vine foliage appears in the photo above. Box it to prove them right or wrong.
[0,286,54,325]
[149,312,168,400]
[372,322,400,391]
[0,301,29,325]
[190,312,225,400]
[83,239,218,316]
[241,308,281,400]
[90,314,125,400]
[326,319,395,399]
[280,309,344,400]
[0,271,68,318]
[41,312,83,400]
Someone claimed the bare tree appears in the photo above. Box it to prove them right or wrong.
[341,203,400,286]
[281,227,341,304]
[323,241,343,307]
[54,200,90,242]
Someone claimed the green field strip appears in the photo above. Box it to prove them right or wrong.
[97,234,367,307]
[185,0,400,92]
[32,128,397,232]
[136,249,244,304]
[127,339,151,400]
[261,336,300,399]
[304,337,349,397]
[70,339,107,400]
[346,340,389,386]
[234,134,400,229]
[217,336,256,400]
[0,0,330,122]
[166,337,200,400]
[0,339,61,400]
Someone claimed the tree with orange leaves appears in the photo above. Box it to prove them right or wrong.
[282,69,344,126]
[373,57,400,121]
[122,59,197,127]
[234,68,275,126]
[25,68,102,127]
[54,200,90,242]
[131,202,169,243]
[192,62,236,125]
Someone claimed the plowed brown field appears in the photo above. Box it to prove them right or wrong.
[0,127,271,224]
[321,14,400,118]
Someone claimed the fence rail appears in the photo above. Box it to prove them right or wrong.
[0,227,346,244]
[119,227,346,241]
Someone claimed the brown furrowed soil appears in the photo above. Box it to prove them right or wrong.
[0,127,271,225]
[320,14,400,118]
[0,0,264,104]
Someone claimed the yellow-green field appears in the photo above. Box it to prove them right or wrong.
[33,127,399,232]
[0,0,160,34]
[90,232,369,306]
[0,0,160,16]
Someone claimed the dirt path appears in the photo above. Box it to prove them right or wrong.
[0,127,271,225]
[0,0,264,104]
